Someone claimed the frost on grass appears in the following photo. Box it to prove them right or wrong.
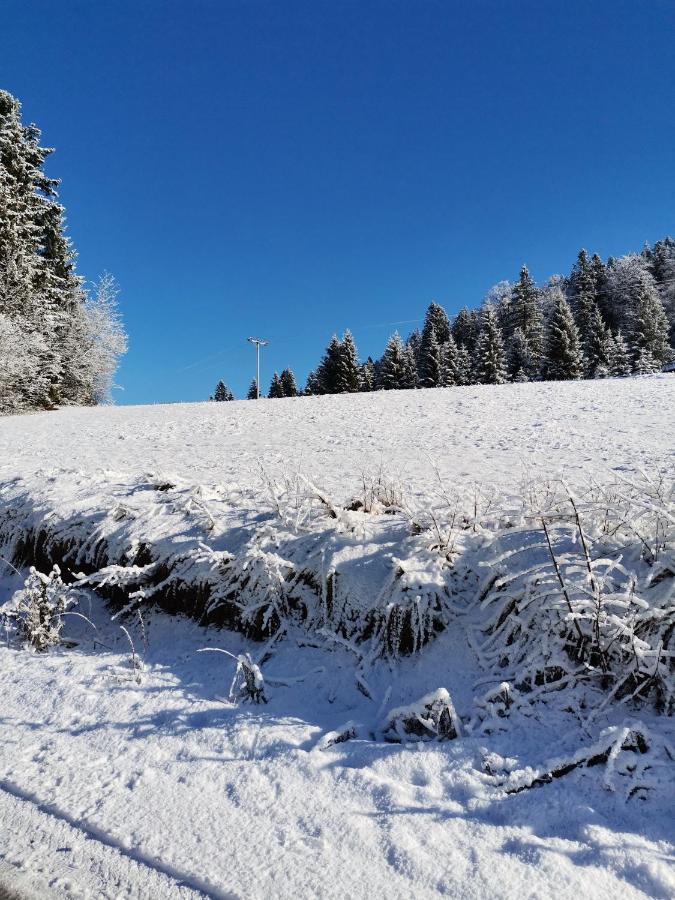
[472,474,675,716]
[0,459,673,723]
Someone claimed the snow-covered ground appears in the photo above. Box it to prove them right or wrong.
[0,376,672,501]
[0,377,673,899]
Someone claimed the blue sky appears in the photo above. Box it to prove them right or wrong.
[2,0,674,403]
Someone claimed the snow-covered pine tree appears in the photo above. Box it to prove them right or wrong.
[336,329,360,393]
[509,265,544,377]
[451,307,479,356]
[606,331,632,377]
[634,347,661,375]
[584,303,609,378]
[279,368,298,397]
[315,335,342,394]
[214,382,233,400]
[303,369,321,395]
[508,327,532,382]
[268,372,284,398]
[0,90,59,410]
[417,321,442,387]
[440,333,461,386]
[379,332,407,390]
[455,346,474,385]
[590,252,613,329]
[405,329,422,369]
[246,378,259,400]
[475,304,508,384]
[359,357,376,392]
[0,90,126,413]
[422,302,451,344]
[483,281,513,342]
[627,271,671,369]
[604,255,646,335]
[401,344,418,389]
[542,290,583,381]
[643,237,675,344]
[570,249,599,357]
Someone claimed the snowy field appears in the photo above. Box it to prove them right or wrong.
[0,376,671,501]
[0,377,674,899]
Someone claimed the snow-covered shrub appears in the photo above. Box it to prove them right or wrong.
[380,688,462,742]
[314,720,364,750]
[348,469,407,514]
[474,478,675,713]
[467,682,516,734]
[367,549,453,656]
[198,647,267,704]
[486,720,674,798]
[229,653,267,703]
[12,565,74,651]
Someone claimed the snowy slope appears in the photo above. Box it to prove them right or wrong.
[0,376,672,501]
[0,376,674,899]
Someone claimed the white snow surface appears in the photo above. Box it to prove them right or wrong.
[0,376,672,500]
[0,377,674,899]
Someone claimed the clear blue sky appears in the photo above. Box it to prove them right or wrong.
[2,1,674,404]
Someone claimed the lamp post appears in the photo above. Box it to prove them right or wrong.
[247,337,269,399]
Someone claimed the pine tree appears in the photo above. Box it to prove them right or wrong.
[542,291,583,381]
[451,307,479,355]
[590,253,613,329]
[268,372,284,398]
[280,368,298,397]
[303,370,321,395]
[401,344,418,389]
[510,265,544,377]
[422,302,451,345]
[570,249,598,354]
[584,304,609,377]
[475,305,508,384]
[214,380,227,401]
[484,282,513,342]
[379,332,407,390]
[315,335,342,394]
[418,322,442,387]
[634,348,660,375]
[441,334,461,386]
[359,358,376,392]
[627,275,671,367]
[246,379,258,400]
[0,90,126,412]
[336,330,360,393]
[406,329,422,369]
[643,237,675,344]
[606,331,632,377]
[455,346,474,385]
[508,328,532,382]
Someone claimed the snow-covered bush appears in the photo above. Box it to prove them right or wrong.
[380,688,462,742]
[11,565,74,651]
[198,647,267,704]
[474,477,675,714]
[485,720,674,798]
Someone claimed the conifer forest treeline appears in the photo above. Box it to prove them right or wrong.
[217,241,674,402]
